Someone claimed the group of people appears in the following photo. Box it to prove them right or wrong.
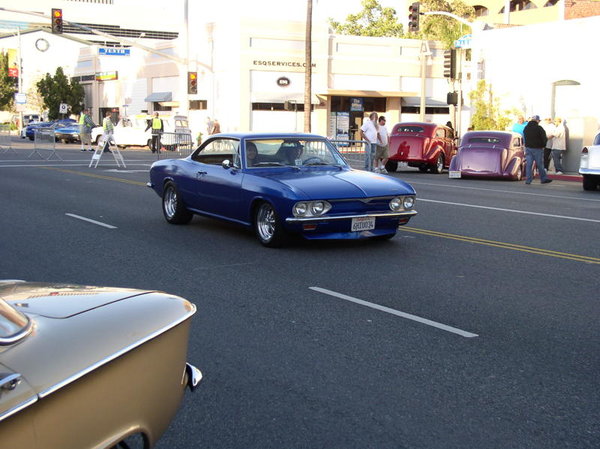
[512,114,567,184]
[359,112,390,173]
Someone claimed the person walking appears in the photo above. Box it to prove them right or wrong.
[211,118,221,135]
[374,116,390,173]
[79,108,95,152]
[145,112,163,153]
[523,115,552,184]
[360,112,379,171]
[540,117,556,171]
[550,117,566,174]
[101,111,115,153]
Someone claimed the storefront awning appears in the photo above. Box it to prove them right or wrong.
[251,92,321,104]
[402,97,449,107]
[144,91,172,102]
[319,90,417,98]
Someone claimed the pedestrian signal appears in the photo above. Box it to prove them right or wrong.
[444,49,457,79]
[187,72,198,95]
[408,2,420,33]
[51,8,63,34]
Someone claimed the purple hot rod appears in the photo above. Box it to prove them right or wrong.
[449,131,525,180]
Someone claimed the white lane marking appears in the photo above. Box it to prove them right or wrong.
[309,286,478,338]
[418,198,600,224]
[408,180,600,203]
[65,213,117,229]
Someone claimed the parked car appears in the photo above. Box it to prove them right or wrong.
[54,122,81,143]
[448,131,525,180]
[25,119,77,141]
[148,133,417,247]
[386,122,457,173]
[580,132,600,191]
[0,280,201,449]
[92,115,192,150]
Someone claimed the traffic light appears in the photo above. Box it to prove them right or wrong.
[51,8,63,34]
[408,2,420,33]
[187,71,198,95]
[444,49,457,79]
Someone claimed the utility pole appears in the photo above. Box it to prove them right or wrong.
[304,0,312,133]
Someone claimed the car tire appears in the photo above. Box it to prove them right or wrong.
[582,175,598,191]
[385,160,398,172]
[95,135,102,145]
[431,154,444,174]
[162,182,193,224]
[253,202,287,248]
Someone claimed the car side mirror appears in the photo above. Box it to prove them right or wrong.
[222,159,232,169]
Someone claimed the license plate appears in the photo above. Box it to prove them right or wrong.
[351,216,375,232]
[449,170,462,179]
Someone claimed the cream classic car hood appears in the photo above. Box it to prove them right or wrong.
[0,281,196,399]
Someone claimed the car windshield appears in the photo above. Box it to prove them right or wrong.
[0,300,30,344]
[468,137,502,144]
[245,138,347,168]
[593,133,600,146]
[396,126,425,133]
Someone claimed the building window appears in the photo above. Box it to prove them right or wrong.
[330,96,386,113]
[153,102,171,112]
[473,5,489,16]
[251,102,312,112]
[402,106,450,115]
[190,100,207,110]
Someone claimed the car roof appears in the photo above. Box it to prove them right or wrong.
[207,132,328,140]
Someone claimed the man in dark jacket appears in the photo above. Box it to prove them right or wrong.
[523,115,552,184]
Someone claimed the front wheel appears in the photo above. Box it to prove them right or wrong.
[162,182,193,224]
[253,202,287,247]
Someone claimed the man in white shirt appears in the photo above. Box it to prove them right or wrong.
[360,112,379,171]
[540,117,556,171]
[374,116,390,173]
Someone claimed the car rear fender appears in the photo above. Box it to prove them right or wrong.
[505,155,521,176]
[424,144,444,164]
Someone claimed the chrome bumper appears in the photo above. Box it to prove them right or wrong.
[285,210,417,223]
[185,363,202,392]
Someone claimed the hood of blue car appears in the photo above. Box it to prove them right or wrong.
[262,168,415,199]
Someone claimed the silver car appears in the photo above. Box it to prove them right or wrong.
[580,132,600,191]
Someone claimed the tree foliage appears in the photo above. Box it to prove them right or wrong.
[329,0,475,48]
[0,52,16,111]
[36,67,84,120]
[329,0,403,37]
[468,80,512,131]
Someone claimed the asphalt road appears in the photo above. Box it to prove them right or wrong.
[1,141,599,449]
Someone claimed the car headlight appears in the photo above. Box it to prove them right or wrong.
[293,202,308,217]
[293,200,331,217]
[403,196,415,210]
[389,197,403,211]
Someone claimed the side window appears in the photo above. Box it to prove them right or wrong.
[435,128,445,139]
[193,139,239,165]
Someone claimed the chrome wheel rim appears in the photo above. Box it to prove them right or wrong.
[164,186,177,219]
[256,204,275,242]
[437,155,443,172]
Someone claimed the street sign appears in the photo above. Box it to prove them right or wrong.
[59,103,68,114]
[15,93,26,104]
[454,34,472,49]
[98,47,130,56]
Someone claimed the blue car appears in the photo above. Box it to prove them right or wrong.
[148,133,417,247]
[25,119,77,140]
[55,122,81,143]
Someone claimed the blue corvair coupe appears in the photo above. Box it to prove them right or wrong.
[148,133,417,247]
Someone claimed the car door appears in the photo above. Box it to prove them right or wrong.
[191,138,243,219]
[0,363,38,448]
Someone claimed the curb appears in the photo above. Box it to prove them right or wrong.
[546,173,582,182]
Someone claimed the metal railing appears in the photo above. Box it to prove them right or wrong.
[0,124,14,154]
[156,132,195,159]
[29,128,62,160]
[328,139,370,170]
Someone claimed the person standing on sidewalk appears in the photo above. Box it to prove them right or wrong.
[374,116,390,173]
[523,115,552,184]
[79,108,95,152]
[540,117,556,171]
[550,117,566,174]
[360,112,379,171]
